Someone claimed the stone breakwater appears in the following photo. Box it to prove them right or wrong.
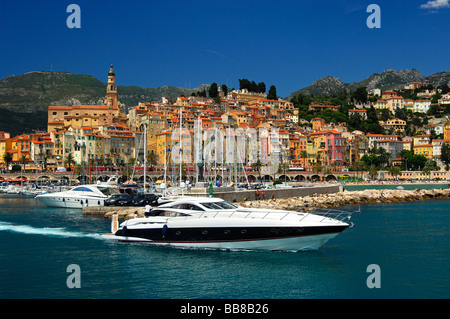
[98,188,450,219]
[239,188,450,211]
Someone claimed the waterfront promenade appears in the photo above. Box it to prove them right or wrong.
[3,169,450,185]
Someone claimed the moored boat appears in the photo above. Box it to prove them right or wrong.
[36,184,117,208]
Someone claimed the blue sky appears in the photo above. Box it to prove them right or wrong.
[1,0,449,97]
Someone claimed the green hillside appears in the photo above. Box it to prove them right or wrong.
[0,71,207,135]
[0,71,105,112]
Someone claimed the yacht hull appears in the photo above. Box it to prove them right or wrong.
[36,195,105,208]
[106,225,347,252]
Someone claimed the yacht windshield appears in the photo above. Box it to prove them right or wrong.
[72,187,93,192]
[97,186,115,196]
[202,201,238,210]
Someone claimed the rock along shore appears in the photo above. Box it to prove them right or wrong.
[239,188,450,211]
[100,188,450,219]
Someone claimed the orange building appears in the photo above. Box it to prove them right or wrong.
[289,134,307,168]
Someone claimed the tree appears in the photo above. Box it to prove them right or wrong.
[20,154,28,173]
[221,84,228,96]
[388,166,401,180]
[267,85,277,100]
[441,143,450,170]
[368,166,378,180]
[239,79,251,91]
[2,152,13,172]
[257,82,266,93]
[423,160,437,180]
[352,87,368,103]
[147,150,159,167]
[208,83,218,98]
[251,158,263,181]
[291,93,311,107]
[64,153,75,171]
[43,154,49,172]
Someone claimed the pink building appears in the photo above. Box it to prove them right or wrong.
[324,130,345,166]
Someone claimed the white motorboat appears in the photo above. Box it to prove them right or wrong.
[104,197,355,252]
[36,184,117,208]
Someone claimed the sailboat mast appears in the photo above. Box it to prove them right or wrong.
[179,106,182,187]
[143,124,146,194]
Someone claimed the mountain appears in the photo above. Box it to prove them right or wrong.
[291,76,346,97]
[0,71,208,113]
[288,68,450,99]
[0,71,209,136]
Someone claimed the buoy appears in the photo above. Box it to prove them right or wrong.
[162,224,168,235]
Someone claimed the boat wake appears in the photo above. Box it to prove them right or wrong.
[0,220,102,239]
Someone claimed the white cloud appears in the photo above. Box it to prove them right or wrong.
[420,0,450,9]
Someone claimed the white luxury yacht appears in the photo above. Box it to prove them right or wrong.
[36,184,117,208]
[104,197,355,252]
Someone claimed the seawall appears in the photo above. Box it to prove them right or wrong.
[241,188,450,211]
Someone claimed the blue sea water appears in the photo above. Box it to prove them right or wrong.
[0,194,449,299]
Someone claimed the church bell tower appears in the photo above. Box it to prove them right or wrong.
[105,64,118,110]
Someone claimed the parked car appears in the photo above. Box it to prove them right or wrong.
[105,193,133,206]
[131,193,160,206]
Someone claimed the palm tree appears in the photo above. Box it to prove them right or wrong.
[20,154,28,173]
[251,158,263,182]
[369,166,378,180]
[3,152,13,172]
[422,160,436,181]
[300,150,308,168]
[43,154,49,172]
[388,166,401,180]
[64,153,75,171]
[147,150,159,167]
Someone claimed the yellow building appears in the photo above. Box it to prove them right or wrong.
[0,139,7,166]
[156,131,172,166]
[3,137,19,162]
[64,114,100,130]
[146,112,166,153]
[47,65,122,133]
[414,144,433,159]
[311,118,325,131]
[306,133,326,167]
[373,100,388,110]
[156,129,193,166]
[444,122,450,141]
